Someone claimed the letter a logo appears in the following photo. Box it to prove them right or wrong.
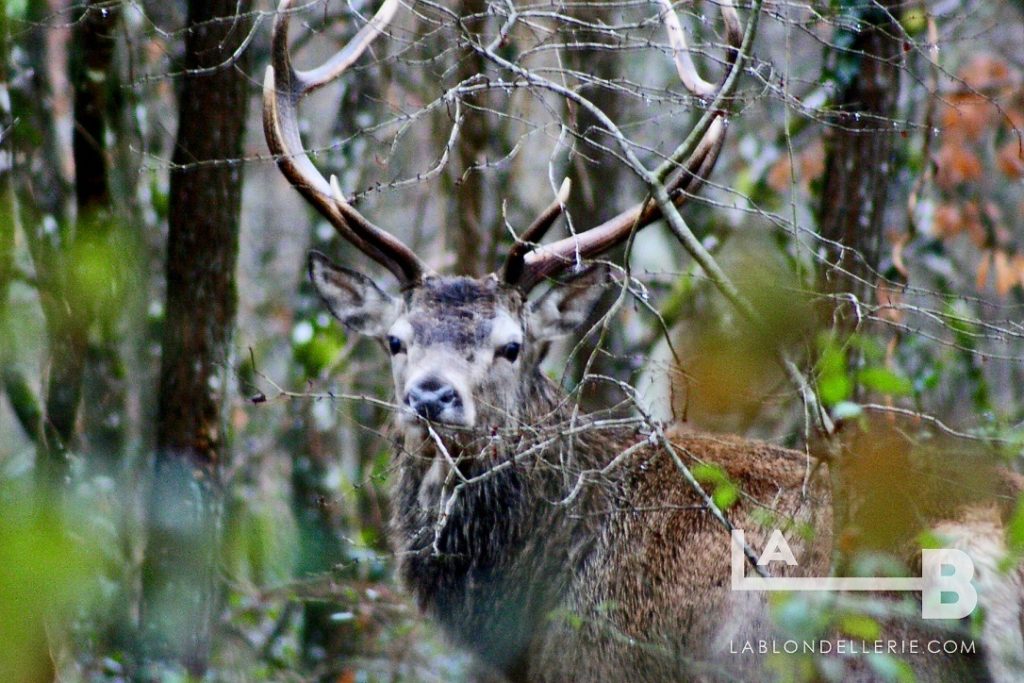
[757,529,798,566]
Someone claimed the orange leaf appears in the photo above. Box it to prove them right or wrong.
[994,249,1014,296]
[876,280,904,324]
[997,140,1024,179]
[957,54,1011,90]
[931,204,961,239]
[963,202,987,248]
[889,231,909,279]
[936,142,983,189]
[799,139,826,184]
[1006,107,1024,132]
[766,158,792,193]
[940,94,995,142]
[334,671,357,683]
[1014,254,1024,291]
[231,406,249,431]
[975,251,992,291]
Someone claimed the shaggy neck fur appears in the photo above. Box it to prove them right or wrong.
[390,364,611,673]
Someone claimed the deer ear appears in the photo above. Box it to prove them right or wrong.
[308,251,399,337]
[529,265,608,340]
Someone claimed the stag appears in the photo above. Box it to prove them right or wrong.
[263,0,1024,680]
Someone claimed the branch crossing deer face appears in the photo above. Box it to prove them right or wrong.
[308,253,604,435]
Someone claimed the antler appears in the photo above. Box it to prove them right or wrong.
[264,0,427,286]
[502,0,742,291]
[500,177,571,284]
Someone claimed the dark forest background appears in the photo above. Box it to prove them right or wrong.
[1,0,1023,680]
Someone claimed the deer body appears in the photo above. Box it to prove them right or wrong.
[307,269,1006,682]
[393,415,831,682]
[264,1,1024,679]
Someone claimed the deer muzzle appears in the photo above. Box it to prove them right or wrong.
[404,375,469,426]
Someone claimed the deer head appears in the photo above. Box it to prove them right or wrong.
[264,0,740,438]
[308,252,606,431]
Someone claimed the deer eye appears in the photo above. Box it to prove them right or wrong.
[496,341,521,363]
[387,336,405,355]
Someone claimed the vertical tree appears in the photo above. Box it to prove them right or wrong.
[814,1,903,560]
[140,0,253,674]
[449,0,506,276]
[70,0,126,474]
[561,5,630,410]
[0,5,18,428]
[34,0,118,485]
[2,0,127,488]
[816,1,903,335]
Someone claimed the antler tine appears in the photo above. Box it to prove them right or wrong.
[264,0,427,286]
[662,0,742,98]
[515,117,725,290]
[501,177,571,284]
[504,0,740,291]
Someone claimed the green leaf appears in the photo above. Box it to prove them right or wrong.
[819,373,852,406]
[292,319,346,377]
[916,529,947,551]
[848,334,886,362]
[712,483,739,510]
[901,8,927,35]
[0,499,97,683]
[946,302,979,352]
[817,335,852,406]
[858,367,913,396]
[4,0,28,20]
[548,608,583,630]
[694,464,739,510]
[693,463,729,485]
[1008,496,1024,554]
[838,613,880,640]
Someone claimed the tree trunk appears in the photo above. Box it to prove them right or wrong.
[815,1,903,567]
[0,4,16,397]
[562,6,628,411]
[449,0,501,276]
[139,0,252,674]
[817,1,903,334]
[69,0,128,474]
[22,0,125,488]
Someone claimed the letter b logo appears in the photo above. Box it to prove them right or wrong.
[921,549,978,620]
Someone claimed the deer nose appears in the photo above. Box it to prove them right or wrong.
[405,376,462,422]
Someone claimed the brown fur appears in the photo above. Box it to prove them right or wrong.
[393,409,1015,682]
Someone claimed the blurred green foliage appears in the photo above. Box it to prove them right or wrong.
[816,333,914,408]
[693,462,739,510]
[292,315,347,379]
[0,488,98,682]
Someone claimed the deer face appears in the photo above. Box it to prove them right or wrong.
[308,252,604,434]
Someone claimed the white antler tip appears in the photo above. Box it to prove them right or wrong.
[329,175,348,204]
[557,177,571,202]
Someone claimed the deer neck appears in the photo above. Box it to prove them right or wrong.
[389,371,623,668]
